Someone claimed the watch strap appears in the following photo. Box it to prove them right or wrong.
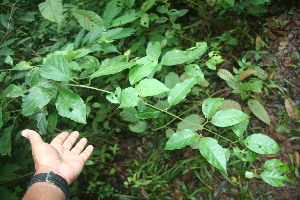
[27,171,70,200]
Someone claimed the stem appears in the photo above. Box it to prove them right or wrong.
[65,84,114,94]
[142,102,186,123]
[202,127,233,143]
[143,101,232,142]
[152,88,227,131]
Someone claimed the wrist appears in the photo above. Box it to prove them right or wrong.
[27,171,70,200]
[25,182,66,200]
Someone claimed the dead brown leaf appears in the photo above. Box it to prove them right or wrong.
[282,57,296,67]
[267,30,278,40]
[237,69,257,81]
[269,72,277,79]
[284,97,300,119]
[294,151,299,166]
[265,17,280,29]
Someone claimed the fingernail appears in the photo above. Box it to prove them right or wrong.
[21,129,28,137]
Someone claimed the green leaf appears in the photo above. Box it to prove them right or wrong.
[119,87,139,108]
[157,5,168,13]
[25,68,40,87]
[231,119,249,137]
[244,133,280,154]
[140,13,149,27]
[217,69,235,82]
[145,41,161,59]
[0,72,7,81]
[4,55,13,66]
[202,98,224,119]
[74,29,85,49]
[168,78,197,106]
[263,159,290,173]
[199,137,227,174]
[224,148,230,162]
[103,0,121,27]
[248,99,270,125]
[82,27,106,46]
[120,108,139,122]
[39,0,63,23]
[135,108,160,119]
[2,84,25,98]
[219,100,241,110]
[205,55,225,70]
[164,72,180,89]
[33,110,48,135]
[211,109,249,127]
[40,54,73,82]
[72,9,103,31]
[245,171,256,178]
[141,0,156,13]
[111,10,138,27]
[233,147,258,162]
[123,0,135,8]
[0,108,2,130]
[165,129,198,150]
[129,121,147,133]
[0,126,12,156]
[161,42,207,66]
[129,63,155,85]
[185,64,209,87]
[106,93,119,104]
[12,61,33,71]
[55,88,86,124]
[225,0,235,6]
[105,28,135,40]
[22,87,52,116]
[136,78,169,97]
[260,170,294,187]
[177,114,204,131]
[106,87,121,104]
[47,112,58,132]
[91,57,136,80]
[129,41,161,85]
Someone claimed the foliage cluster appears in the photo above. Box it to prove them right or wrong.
[0,0,297,199]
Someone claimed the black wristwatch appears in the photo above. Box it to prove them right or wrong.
[27,171,70,200]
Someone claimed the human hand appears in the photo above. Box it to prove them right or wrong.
[22,129,94,185]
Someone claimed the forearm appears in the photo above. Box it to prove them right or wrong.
[22,182,65,200]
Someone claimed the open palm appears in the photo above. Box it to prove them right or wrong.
[22,129,94,185]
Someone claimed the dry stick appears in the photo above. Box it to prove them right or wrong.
[0,172,34,185]
[0,0,20,44]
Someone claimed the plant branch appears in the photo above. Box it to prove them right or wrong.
[65,84,114,94]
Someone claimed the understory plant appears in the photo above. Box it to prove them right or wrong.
[0,0,295,198]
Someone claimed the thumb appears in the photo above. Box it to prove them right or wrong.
[22,129,44,146]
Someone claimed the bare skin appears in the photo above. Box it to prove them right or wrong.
[22,129,94,200]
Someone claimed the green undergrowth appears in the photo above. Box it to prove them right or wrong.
[0,0,298,199]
